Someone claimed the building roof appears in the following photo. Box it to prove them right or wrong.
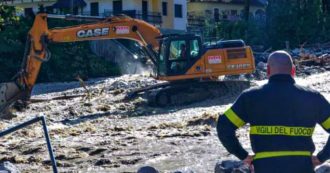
[189,0,265,7]
[52,0,86,8]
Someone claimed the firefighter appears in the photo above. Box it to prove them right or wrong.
[217,50,330,173]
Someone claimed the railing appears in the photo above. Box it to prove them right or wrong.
[104,10,162,25]
[0,0,55,5]
[188,15,205,27]
[188,13,266,27]
[0,116,58,173]
[188,0,266,6]
[50,10,162,25]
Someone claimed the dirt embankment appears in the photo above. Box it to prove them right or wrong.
[0,72,330,172]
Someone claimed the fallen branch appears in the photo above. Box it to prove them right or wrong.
[75,75,91,100]
[30,94,86,103]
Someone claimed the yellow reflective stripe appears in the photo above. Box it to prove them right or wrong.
[250,126,314,136]
[254,151,311,160]
[224,108,246,128]
[321,117,330,129]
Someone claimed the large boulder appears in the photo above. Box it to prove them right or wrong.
[316,163,330,173]
[215,160,250,173]
[137,166,159,173]
[0,161,20,173]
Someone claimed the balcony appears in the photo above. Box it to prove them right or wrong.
[0,0,55,5]
[51,9,162,25]
[104,10,162,25]
[188,12,266,27]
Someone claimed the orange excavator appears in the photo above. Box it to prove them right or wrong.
[0,12,255,117]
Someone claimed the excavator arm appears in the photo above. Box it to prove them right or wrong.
[0,13,161,117]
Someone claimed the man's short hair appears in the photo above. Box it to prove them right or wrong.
[267,50,293,73]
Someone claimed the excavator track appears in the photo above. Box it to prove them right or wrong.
[127,80,251,107]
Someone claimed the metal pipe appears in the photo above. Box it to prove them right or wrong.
[41,116,58,173]
[0,116,58,173]
[0,117,41,137]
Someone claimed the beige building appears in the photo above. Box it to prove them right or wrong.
[2,0,187,31]
[188,0,266,26]
[1,0,55,15]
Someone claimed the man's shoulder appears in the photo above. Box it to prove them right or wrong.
[239,85,264,98]
[293,83,322,96]
[242,85,264,94]
[241,82,322,97]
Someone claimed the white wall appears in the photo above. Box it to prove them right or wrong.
[83,0,146,15]
[123,0,142,11]
[83,0,113,14]
[99,0,113,13]
[173,0,187,31]
[122,0,154,12]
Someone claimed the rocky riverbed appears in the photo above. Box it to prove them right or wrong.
[0,72,330,172]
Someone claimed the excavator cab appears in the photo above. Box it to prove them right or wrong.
[157,34,202,77]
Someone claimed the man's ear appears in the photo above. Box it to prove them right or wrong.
[291,66,296,77]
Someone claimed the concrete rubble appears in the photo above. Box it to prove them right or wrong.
[253,46,330,80]
[137,166,159,173]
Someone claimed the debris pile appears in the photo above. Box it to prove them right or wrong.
[253,45,330,79]
[0,63,329,172]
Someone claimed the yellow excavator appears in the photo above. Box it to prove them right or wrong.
[0,12,255,117]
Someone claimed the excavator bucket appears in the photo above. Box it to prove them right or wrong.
[0,82,22,119]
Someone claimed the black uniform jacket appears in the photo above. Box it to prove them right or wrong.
[217,74,330,173]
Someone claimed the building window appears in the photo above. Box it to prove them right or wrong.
[214,8,220,22]
[45,6,53,14]
[113,0,123,15]
[142,0,148,20]
[24,8,35,18]
[90,2,99,16]
[162,2,168,16]
[174,4,183,18]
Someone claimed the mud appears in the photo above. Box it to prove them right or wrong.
[0,73,329,172]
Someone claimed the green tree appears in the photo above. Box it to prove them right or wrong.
[266,0,322,48]
[0,5,19,31]
[321,0,330,41]
[0,5,120,83]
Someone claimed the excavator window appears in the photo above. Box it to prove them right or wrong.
[190,39,200,59]
[157,36,203,77]
[169,40,188,75]
[169,40,186,60]
[158,42,167,76]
